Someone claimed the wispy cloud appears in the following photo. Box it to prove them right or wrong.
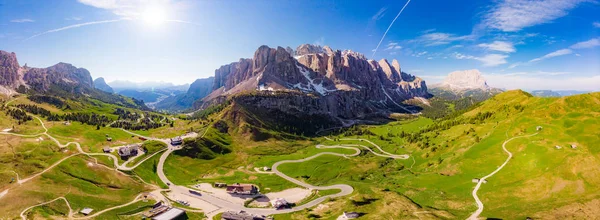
[65,17,83,21]
[10,18,35,23]
[527,38,599,62]
[570,38,600,49]
[529,49,573,62]
[371,7,388,21]
[594,22,600,28]
[25,19,127,41]
[412,32,472,46]
[384,42,402,50]
[412,51,428,57]
[77,0,146,17]
[483,0,589,32]
[453,52,508,67]
[313,37,325,46]
[478,41,516,53]
[421,28,436,34]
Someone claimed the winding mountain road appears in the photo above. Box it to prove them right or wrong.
[467,132,538,220]
[155,133,409,218]
[2,99,413,218]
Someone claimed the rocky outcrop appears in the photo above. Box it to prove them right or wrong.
[0,51,21,88]
[94,77,114,93]
[201,44,429,129]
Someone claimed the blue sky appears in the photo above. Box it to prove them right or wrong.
[0,0,599,90]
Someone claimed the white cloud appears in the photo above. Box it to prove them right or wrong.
[476,54,509,66]
[517,38,598,65]
[384,42,402,50]
[453,52,508,67]
[421,28,436,34]
[65,17,83,21]
[478,41,516,53]
[483,0,588,32]
[413,51,428,57]
[313,37,325,46]
[485,73,600,90]
[371,7,388,21]
[10,18,34,23]
[409,32,472,47]
[594,22,600,28]
[529,49,573,62]
[570,38,600,49]
[77,0,177,18]
[508,62,523,69]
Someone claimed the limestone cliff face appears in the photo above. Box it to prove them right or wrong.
[202,44,429,126]
[23,62,94,91]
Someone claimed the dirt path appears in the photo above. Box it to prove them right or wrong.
[467,132,538,220]
[19,197,73,220]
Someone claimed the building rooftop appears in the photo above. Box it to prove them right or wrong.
[151,207,185,220]
[222,211,272,220]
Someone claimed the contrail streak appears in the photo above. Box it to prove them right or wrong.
[24,18,200,41]
[372,0,412,58]
[24,19,127,41]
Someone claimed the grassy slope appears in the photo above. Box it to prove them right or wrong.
[273,90,600,219]
[1,155,148,218]
[4,90,599,219]
[0,95,180,219]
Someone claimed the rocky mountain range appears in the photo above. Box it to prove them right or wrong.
[197,44,428,130]
[0,50,148,109]
[1,50,94,93]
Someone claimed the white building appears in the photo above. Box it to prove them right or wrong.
[80,208,93,216]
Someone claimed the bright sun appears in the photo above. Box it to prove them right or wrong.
[141,6,167,26]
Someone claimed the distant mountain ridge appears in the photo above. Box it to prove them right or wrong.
[154,77,214,111]
[94,77,114,93]
[530,90,593,97]
[108,80,189,92]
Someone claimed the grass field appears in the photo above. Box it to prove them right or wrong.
[1,155,149,218]
[90,200,155,219]
[3,90,600,219]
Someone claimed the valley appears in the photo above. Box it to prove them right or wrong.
[1,88,599,219]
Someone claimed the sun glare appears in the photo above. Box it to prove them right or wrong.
[141,6,167,26]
